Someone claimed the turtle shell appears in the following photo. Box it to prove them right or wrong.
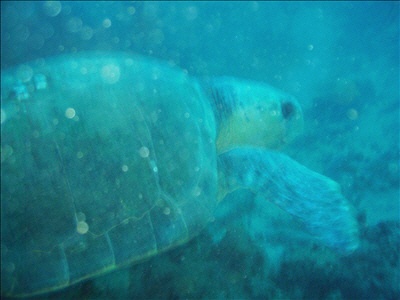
[1,52,217,297]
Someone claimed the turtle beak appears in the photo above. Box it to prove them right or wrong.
[280,97,304,144]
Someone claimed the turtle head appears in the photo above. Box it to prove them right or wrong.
[206,77,304,154]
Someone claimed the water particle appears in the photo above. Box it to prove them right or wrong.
[192,186,202,197]
[150,159,158,173]
[16,65,33,82]
[66,17,82,33]
[101,64,120,84]
[43,1,62,17]
[65,108,76,119]
[103,18,112,28]
[184,6,198,21]
[346,108,358,120]
[76,221,89,234]
[80,26,94,40]
[127,6,136,15]
[32,130,40,138]
[76,212,86,222]
[122,164,129,172]
[33,74,48,90]
[139,146,150,158]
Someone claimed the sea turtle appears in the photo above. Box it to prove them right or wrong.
[1,52,359,297]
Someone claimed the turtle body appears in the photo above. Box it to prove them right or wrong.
[1,52,359,297]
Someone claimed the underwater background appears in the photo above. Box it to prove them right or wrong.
[1,1,399,299]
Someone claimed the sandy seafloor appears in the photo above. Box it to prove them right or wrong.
[1,1,399,299]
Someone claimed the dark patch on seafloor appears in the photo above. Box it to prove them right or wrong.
[39,210,399,300]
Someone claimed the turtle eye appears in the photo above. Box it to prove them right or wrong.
[281,101,295,119]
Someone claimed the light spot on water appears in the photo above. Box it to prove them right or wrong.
[42,1,62,17]
[32,130,40,138]
[80,26,93,40]
[76,211,86,222]
[102,18,112,28]
[150,159,158,172]
[28,33,45,50]
[77,151,84,159]
[66,17,83,33]
[122,164,129,172]
[163,207,171,215]
[80,67,88,75]
[139,146,150,158]
[125,58,134,66]
[65,108,76,119]
[192,186,202,197]
[149,29,164,45]
[346,108,358,120]
[308,44,314,51]
[33,74,48,90]
[76,221,89,234]
[14,25,30,43]
[184,6,198,21]
[101,64,120,84]
[16,65,33,82]
[127,6,136,15]
[184,112,190,118]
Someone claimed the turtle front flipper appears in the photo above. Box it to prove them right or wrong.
[218,147,359,255]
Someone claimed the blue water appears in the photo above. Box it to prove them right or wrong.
[1,1,399,299]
